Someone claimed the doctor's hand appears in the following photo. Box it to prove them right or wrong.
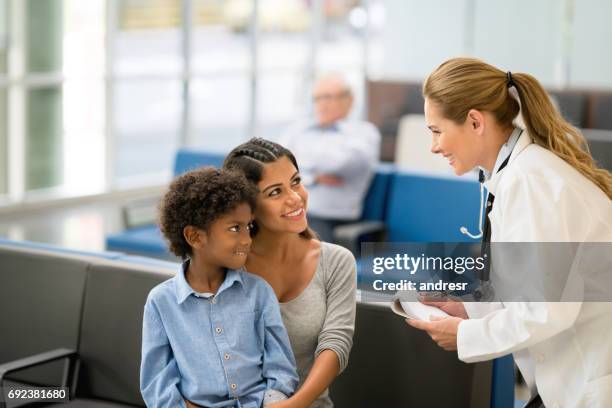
[418,295,468,319]
[406,316,463,351]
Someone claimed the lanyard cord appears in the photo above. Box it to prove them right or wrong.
[478,153,512,286]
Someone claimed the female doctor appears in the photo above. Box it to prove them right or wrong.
[406,57,612,408]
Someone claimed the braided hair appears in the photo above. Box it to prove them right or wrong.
[223,138,316,239]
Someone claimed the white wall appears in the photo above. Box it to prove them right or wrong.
[381,0,468,80]
[570,0,612,88]
[377,0,612,89]
[472,0,564,87]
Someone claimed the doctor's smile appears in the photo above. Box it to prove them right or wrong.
[442,153,455,166]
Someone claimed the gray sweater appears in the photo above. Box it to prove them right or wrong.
[279,242,357,408]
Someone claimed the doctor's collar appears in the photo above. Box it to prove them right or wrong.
[480,127,523,182]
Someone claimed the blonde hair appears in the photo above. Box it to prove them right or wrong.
[423,57,612,199]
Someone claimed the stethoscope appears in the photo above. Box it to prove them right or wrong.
[459,128,523,240]
[459,169,487,239]
[458,128,522,299]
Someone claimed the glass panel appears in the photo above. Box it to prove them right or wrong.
[23,1,105,194]
[256,71,308,141]
[27,0,63,73]
[364,0,385,78]
[64,0,105,78]
[193,0,250,73]
[115,0,182,75]
[63,80,105,194]
[258,0,312,71]
[190,76,249,152]
[0,88,6,195]
[0,0,8,73]
[313,2,366,118]
[113,79,181,184]
[255,0,312,139]
[316,0,364,72]
[26,87,64,190]
[62,1,106,195]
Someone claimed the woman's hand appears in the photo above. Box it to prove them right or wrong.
[266,397,304,408]
[418,294,468,319]
[266,401,289,408]
[406,316,463,351]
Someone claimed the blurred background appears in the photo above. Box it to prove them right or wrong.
[0,0,610,251]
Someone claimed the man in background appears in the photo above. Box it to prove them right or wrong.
[279,74,381,242]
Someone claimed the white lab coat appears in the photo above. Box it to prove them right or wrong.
[457,130,612,408]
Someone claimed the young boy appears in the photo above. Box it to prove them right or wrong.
[140,167,298,408]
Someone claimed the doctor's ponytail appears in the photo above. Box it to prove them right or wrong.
[424,57,612,199]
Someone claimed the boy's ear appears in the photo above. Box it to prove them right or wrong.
[183,225,207,249]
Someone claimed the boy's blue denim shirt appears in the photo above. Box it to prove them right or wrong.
[140,260,299,408]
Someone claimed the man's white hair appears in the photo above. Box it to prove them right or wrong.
[314,73,353,97]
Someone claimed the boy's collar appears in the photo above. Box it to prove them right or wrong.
[175,259,244,304]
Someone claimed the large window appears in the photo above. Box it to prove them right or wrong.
[110,0,182,188]
[255,0,312,139]
[3,0,608,206]
[1,0,105,203]
[25,0,64,192]
[367,0,612,89]
[189,0,251,151]
[0,0,7,197]
[0,87,6,197]
[0,0,371,204]
[108,0,370,187]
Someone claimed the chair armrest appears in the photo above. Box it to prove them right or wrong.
[334,221,387,257]
[0,348,78,384]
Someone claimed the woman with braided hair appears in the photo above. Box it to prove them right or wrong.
[406,57,612,407]
[223,138,356,408]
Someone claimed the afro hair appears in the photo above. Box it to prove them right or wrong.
[158,167,258,259]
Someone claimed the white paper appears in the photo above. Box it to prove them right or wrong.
[390,292,450,321]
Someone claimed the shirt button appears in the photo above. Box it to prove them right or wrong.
[215,327,222,334]
[537,354,545,363]
[230,383,237,390]
[211,298,216,304]
[224,353,230,360]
